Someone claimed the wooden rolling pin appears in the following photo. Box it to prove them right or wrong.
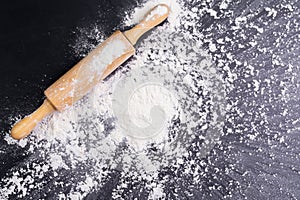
[11,4,170,140]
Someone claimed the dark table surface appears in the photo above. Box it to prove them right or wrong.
[1,0,300,199]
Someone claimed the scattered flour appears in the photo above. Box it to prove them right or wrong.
[2,0,299,199]
[2,1,223,198]
[265,7,278,19]
[209,42,217,52]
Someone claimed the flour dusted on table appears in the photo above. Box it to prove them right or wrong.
[1,0,226,198]
[1,1,225,198]
[5,0,298,198]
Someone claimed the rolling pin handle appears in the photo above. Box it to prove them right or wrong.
[124,4,170,45]
[11,99,56,140]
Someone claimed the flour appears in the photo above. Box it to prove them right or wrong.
[1,4,225,194]
[118,83,178,138]
[209,42,217,52]
[265,7,278,19]
[2,0,297,199]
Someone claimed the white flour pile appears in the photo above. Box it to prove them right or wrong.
[2,0,298,199]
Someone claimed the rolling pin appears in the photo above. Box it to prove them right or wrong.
[11,4,170,140]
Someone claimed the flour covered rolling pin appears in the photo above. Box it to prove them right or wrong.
[11,4,170,140]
